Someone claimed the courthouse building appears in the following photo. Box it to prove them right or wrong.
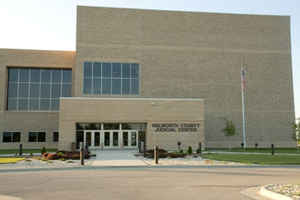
[0,6,295,151]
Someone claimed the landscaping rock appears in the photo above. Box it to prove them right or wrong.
[265,184,300,199]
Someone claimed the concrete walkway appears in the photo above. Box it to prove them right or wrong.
[0,195,22,200]
[88,150,147,166]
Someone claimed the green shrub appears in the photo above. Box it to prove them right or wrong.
[188,146,193,154]
[57,152,64,157]
[41,147,47,155]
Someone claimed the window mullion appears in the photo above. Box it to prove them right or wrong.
[129,63,132,94]
[38,70,41,110]
[121,63,123,96]
[92,62,94,95]
[109,63,112,95]
[28,68,31,111]
[16,68,20,111]
[100,62,102,95]
[49,70,52,110]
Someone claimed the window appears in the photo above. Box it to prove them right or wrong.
[2,132,21,143]
[7,68,72,111]
[104,123,120,130]
[28,132,46,142]
[53,132,59,142]
[83,62,139,95]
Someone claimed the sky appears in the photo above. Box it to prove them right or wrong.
[0,0,299,117]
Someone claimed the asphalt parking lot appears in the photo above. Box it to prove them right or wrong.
[0,166,300,200]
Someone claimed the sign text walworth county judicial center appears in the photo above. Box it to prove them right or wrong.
[152,123,200,132]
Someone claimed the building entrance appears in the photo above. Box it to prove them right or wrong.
[83,130,138,149]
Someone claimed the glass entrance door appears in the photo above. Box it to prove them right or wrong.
[104,131,110,147]
[84,130,138,149]
[121,131,138,148]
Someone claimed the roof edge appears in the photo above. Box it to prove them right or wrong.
[77,5,291,17]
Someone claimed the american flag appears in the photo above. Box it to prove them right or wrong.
[241,68,246,90]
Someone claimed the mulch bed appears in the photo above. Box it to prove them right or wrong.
[42,151,90,160]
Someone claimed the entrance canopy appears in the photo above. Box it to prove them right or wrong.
[58,98,204,151]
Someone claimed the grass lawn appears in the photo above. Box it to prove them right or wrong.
[0,158,25,164]
[202,153,300,165]
[207,148,300,154]
[0,149,57,155]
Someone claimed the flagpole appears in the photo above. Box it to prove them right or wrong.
[241,67,247,149]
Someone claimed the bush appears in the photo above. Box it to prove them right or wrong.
[47,153,58,160]
[144,148,168,158]
[57,152,64,158]
[196,148,201,154]
[188,146,193,155]
[168,152,187,158]
[41,147,47,155]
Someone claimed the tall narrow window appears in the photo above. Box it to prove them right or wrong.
[53,132,59,142]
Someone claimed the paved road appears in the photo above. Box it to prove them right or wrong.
[0,166,300,200]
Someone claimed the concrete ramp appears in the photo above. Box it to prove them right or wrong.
[88,150,147,166]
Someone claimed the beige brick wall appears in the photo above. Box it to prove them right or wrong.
[0,49,75,149]
[75,6,295,148]
[59,98,204,151]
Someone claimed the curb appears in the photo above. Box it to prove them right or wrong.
[260,186,293,200]
[1,165,300,173]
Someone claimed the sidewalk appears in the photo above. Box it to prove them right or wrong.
[88,150,148,166]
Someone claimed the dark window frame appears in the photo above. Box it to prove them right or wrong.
[2,132,21,143]
[28,132,46,142]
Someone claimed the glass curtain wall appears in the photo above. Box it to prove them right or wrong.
[7,68,72,111]
[83,62,139,95]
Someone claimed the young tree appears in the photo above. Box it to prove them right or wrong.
[222,118,237,149]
